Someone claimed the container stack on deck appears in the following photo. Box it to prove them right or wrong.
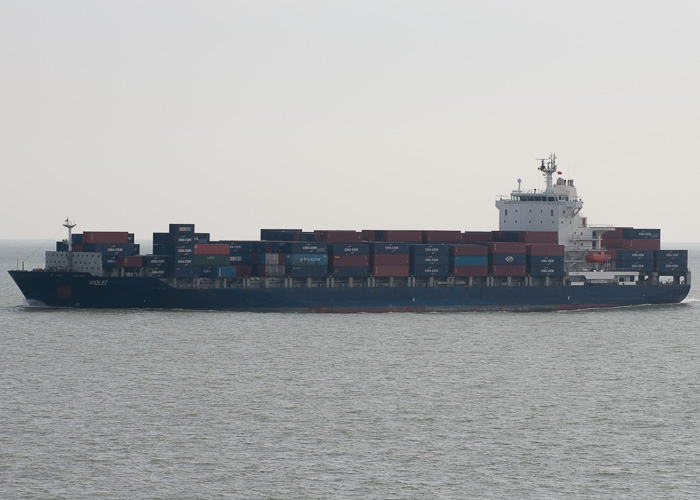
[449,245,488,277]
[369,242,410,277]
[410,244,450,277]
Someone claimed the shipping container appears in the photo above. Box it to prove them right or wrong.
[370,254,410,266]
[529,262,565,277]
[487,242,527,254]
[361,230,380,242]
[229,254,253,265]
[261,265,285,278]
[411,254,449,266]
[279,242,327,254]
[656,261,688,273]
[617,261,654,271]
[489,253,526,266]
[451,266,489,277]
[83,243,136,256]
[409,244,449,256]
[379,230,423,243]
[422,230,462,244]
[194,243,230,255]
[71,234,83,244]
[449,244,488,257]
[328,243,369,256]
[616,250,654,261]
[527,256,564,267]
[314,230,362,243]
[260,229,303,241]
[193,254,229,266]
[287,254,328,266]
[461,231,492,243]
[656,250,688,261]
[603,238,661,251]
[153,232,170,245]
[116,256,143,267]
[330,266,370,278]
[175,257,193,267]
[193,266,213,278]
[369,242,410,254]
[174,246,194,256]
[83,231,130,244]
[450,256,488,267]
[491,231,520,242]
[516,231,559,243]
[286,265,328,278]
[149,269,168,277]
[194,233,210,243]
[526,243,565,256]
[56,241,68,252]
[169,224,195,234]
[622,228,661,240]
[145,256,171,268]
[212,266,237,278]
[220,241,267,254]
[490,265,527,277]
[153,243,170,255]
[128,234,135,244]
[174,266,195,278]
[298,232,316,242]
[72,244,83,252]
[331,255,370,267]
[372,265,410,277]
[412,265,450,277]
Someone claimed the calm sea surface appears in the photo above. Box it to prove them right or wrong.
[2,241,700,499]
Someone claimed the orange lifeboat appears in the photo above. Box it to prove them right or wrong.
[586,252,608,263]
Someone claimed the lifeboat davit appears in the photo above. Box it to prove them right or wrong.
[586,252,608,263]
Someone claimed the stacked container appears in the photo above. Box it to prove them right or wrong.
[369,242,410,277]
[603,228,661,250]
[145,255,171,277]
[328,243,369,278]
[170,223,195,278]
[423,231,462,244]
[488,242,527,276]
[81,231,137,268]
[314,230,362,244]
[655,250,688,273]
[614,249,655,271]
[193,243,229,277]
[527,244,565,277]
[449,245,488,277]
[281,242,328,278]
[410,244,449,277]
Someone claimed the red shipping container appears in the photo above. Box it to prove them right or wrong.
[361,230,378,241]
[518,231,559,243]
[371,254,410,266]
[451,266,489,277]
[117,256,143,267]
[526,244,565,256]
[449,245,488,256]
[332,255,370,266]
[461,231,492,243]
[380,230,423,243]
[194,243,230,255]
[490,265,527,277]
[603,239,660,251]
[423,230,463,244]
[83,231,130,244]
[372,265,410,277]
[314,230,362,243]
[72,244,83,252]
[488,242,527,254]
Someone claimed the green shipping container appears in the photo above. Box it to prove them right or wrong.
[193,254,230,266]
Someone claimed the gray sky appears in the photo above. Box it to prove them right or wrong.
[2,1,699,243]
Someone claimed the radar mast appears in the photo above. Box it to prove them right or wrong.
[537,153,557,193]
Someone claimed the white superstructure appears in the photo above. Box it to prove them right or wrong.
[495,154,612,270]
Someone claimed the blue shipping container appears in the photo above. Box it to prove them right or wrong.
[329,244,369,256]
[616,250,654,261]
[280,242,327,254]
[169,224,195,234]
[490,253,527,265]
[369,242,410,254]
[527,256,564,267]
[617,261,654,271]
[656,250,688,261]
[450,256,488,267]
[411,254,449,266]
[622,228,660,240]
[193,266,213,278]
[656,261,688,272]
[174,266,195,278]
[410,244,449,256]
[412,265,450,277]
[529,263,564,277]
[153,232,170,245]
[175,257,193,267]
[287,254,328,266]
[71,234,83,244]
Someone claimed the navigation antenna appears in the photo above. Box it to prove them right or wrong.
[537,153,558,193]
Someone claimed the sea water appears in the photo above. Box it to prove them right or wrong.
[1,241,699,499]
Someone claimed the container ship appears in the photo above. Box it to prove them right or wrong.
[8,155,691,312]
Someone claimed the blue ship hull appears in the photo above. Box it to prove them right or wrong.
[8,271,691,312]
